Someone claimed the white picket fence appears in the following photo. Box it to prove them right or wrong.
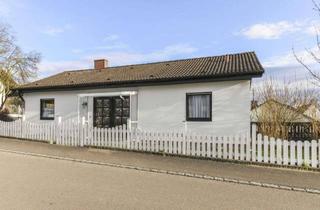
[0,119,320,168]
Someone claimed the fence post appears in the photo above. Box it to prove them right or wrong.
[49,120,54,144]
[276,138,282,165]
[55,116,62,145]
[263,136,269,163]
[311,140,317,168]
[21,116,26,139]
[128,119,131,131]
[251,124,257,162]
[304,141,310,166]
[318,140,320,168]
[80,117,85,147]
[182,132,186,155]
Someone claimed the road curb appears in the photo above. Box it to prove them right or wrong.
[0,148,319,195]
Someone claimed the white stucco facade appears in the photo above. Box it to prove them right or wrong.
[23,79,251,136]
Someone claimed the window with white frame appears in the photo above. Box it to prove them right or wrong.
[186,92,212,121]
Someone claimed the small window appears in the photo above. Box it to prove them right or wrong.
[186,92,212,121]
[40,99,55,120]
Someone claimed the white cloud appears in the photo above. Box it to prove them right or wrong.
[263,52,299,68]
[252,77,319,92]
[42,25,72,36]
[263,46,320,68]
[71,34,128,54]
[239,19,320,39]
[87,44,198,66]
[0,1,10,17]
[95,42,128,50]
[38,43,198,77]
[154,44,197,57]
[103,34,119,42]
[239,21,301,39]
[305,25,320,36]
[38,60,90,77]
[0,0,25,18]
[71,49,84,54]
[254,48,320,89]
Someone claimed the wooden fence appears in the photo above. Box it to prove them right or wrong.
[253,122,320,141]
[0,119,320,168]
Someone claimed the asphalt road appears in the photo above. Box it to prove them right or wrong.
[0,151,319,210]
[1,137,319,191]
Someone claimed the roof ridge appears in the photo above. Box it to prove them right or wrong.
[64,51,256,73]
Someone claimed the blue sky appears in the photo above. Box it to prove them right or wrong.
[0,0,319,83]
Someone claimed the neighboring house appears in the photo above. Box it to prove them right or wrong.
[0,82,3,108]
[251,99,320,140]
[13,52,264,135]
[251,99,318,123]
[301,101,320,121]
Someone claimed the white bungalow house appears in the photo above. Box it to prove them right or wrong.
[13,52,264,136]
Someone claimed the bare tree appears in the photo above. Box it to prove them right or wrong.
[0,23,41,111]
[252,78,319,139]
[294,0,320,85]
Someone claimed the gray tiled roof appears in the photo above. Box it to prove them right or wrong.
[16,51,264,91]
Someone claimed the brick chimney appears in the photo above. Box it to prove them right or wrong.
[94,59,108,69]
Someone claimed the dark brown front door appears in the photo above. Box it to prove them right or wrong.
[93,96,130,128]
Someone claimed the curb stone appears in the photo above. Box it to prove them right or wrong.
[203,175,213,180]
[214,177,224,181]
[238,180,250,185]
[223,178,236,183]
[262,183,279,189]
[176,172,185,176]
[278,185,292,191]
[0,148,319,195]
[293,187,307,192]
[306,189,320,194]
[194,174,204,178]
[250,181,262,186]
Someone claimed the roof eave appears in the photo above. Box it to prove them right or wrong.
[14,72,263,93]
